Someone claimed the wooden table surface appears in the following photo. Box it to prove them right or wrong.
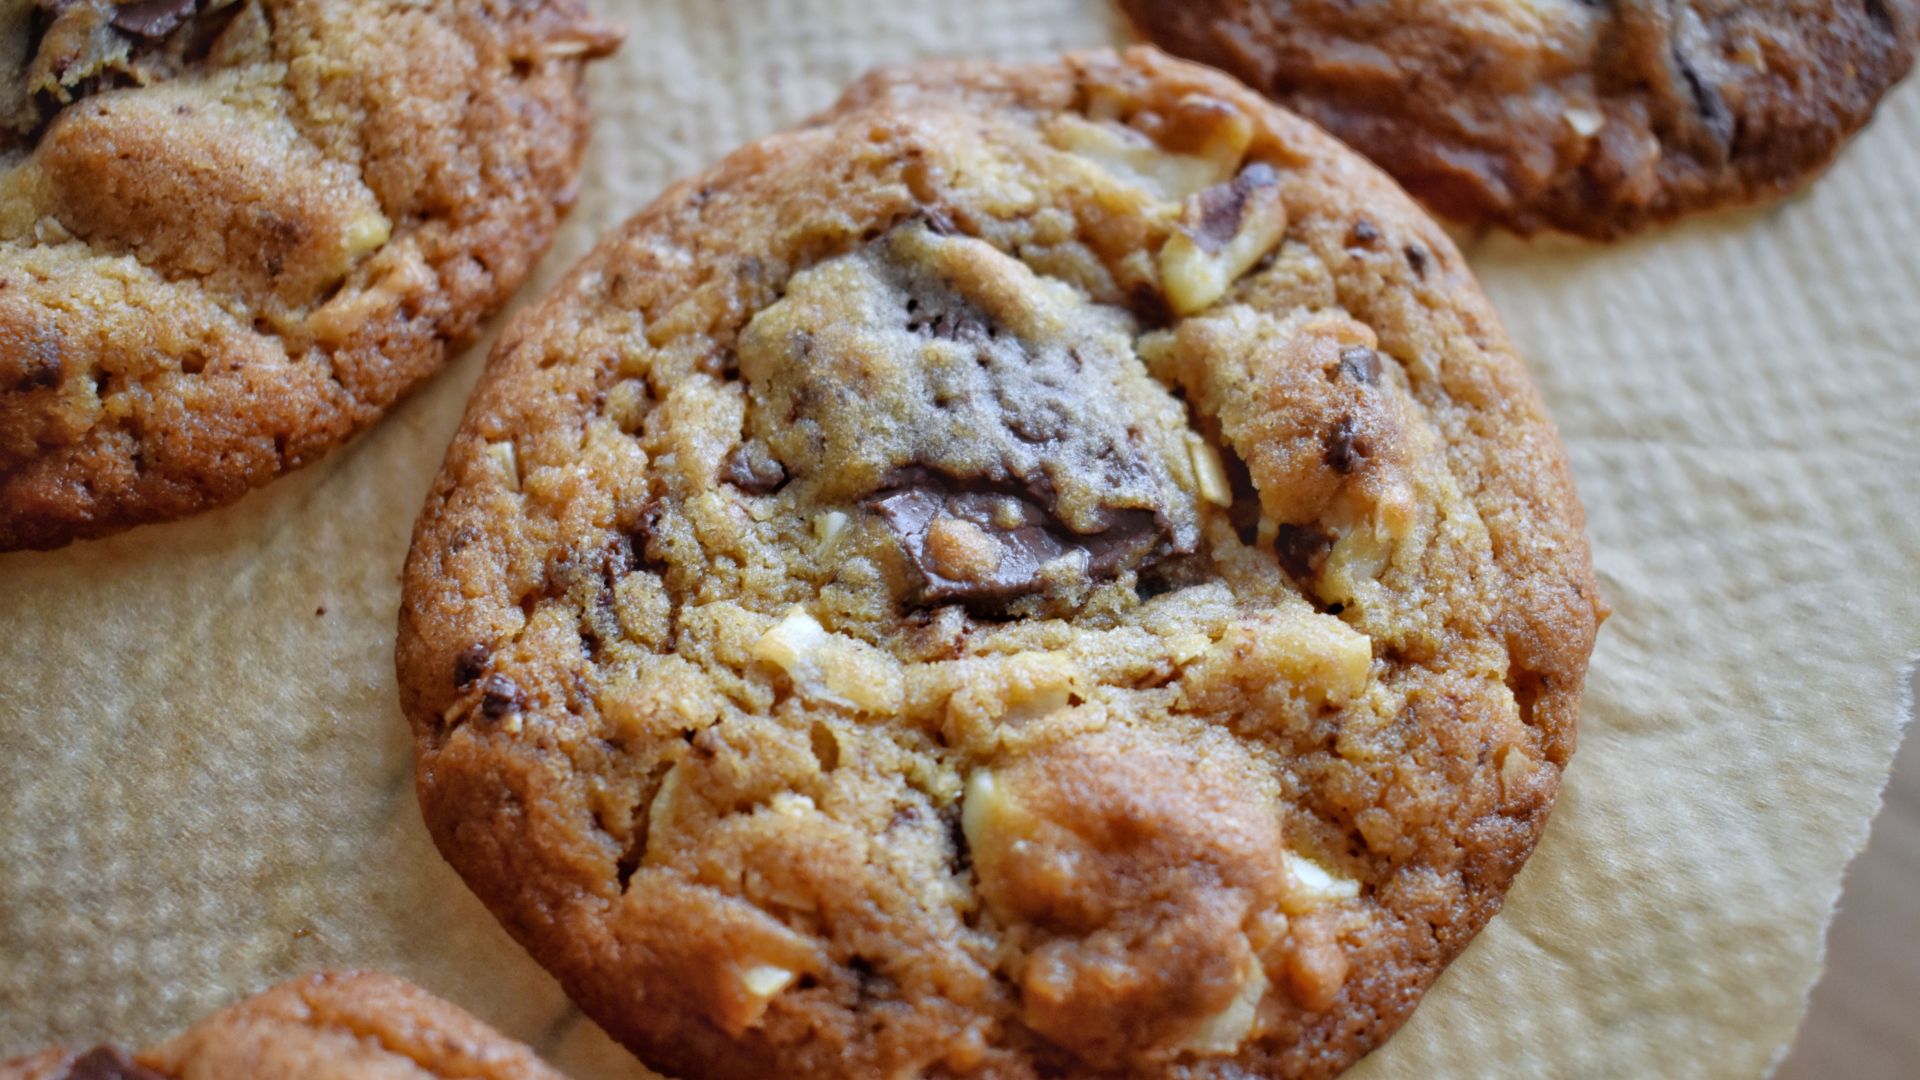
[1774,669,1919,1079]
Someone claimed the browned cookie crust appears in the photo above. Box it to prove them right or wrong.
[398,47,1603,1080]
[0,971,566,1079]
[0,0,621,550]
[1118,0,1920,237]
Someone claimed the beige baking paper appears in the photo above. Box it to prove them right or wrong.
[3,1,1917,1076]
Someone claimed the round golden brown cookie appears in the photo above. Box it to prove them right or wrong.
[1117,0,1919,237]
[0,0,622,550]
[0,971,566,1079]
[397,47,1604,1080]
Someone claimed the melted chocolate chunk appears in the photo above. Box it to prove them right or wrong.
[63,1047,167,1080]
[869,468,1167,605]
[1348,218,1381,248]
[740,224,1203,610]
[1404,244,1430,277]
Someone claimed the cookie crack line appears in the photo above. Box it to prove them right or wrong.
[398,46,1601,1080]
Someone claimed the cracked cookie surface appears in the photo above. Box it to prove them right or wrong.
[397,47,1603,1080]
[0,971,565,1079]
[1119,0,1920,237]
[0,0,621,550]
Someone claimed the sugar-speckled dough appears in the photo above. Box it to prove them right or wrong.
[398,48,1603,1080]
[0,971,566,1079]
[0,0,621,550]
[1118,0,1920,237]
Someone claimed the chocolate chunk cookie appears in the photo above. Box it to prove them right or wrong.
[397,47,1603,1079]
[1118,0,1919,237]
[0,0,621,550]
[0,972,565,1079]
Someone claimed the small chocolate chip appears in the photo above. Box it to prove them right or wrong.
[15,351,62,391]
[1274,523,1334,581]
[1348,218,1380,247]
[1404,244,1429,277]
[1323,416,1368,474]
[724,444,786,494]
[479,674,526,722]
[63,1047,167,1080]
[110,0,198,40]
[1338,346,1380,385]
[453,643,491,688]
[1128,280,1174,327]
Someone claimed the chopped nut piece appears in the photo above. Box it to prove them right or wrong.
[753,607,829,674]
[341,208,392,261]
[1564,107,1606,138]
[1178,962,1268,1055]
[1002,682,1070,726]
[740,962,798,1000]
[1187,434,1233,507]
[752,607,903,714]
[924,517,1003,582]
[1159,94,1256,178]
[1285,916,1349,1012]
[484,441,520,492]
[1500,744,1535,798]
[1280,851,1361,914]
[812,510,850,548]
[309,242,434,343]
[1182,610,1373,711]
[959,768,1006,859]
[1044,113,1236,201]
[711,959,804,1033]
[1159,164,1287,315]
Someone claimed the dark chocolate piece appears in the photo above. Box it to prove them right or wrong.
[479,673,526,722]
[1337,346,1380,385]
[110,0,198,41]
[63,1047,167,1080]
[1189,162,1279,253]
[453,642,491,688]
[724,443,786,494]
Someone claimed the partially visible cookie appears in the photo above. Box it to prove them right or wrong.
[0,971,566,1079]
[0,0,621,550]
[399,47,1603,1079]
[1118,0,1920,237]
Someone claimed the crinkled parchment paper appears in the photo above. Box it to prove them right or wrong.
[3,2,1917,1076]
